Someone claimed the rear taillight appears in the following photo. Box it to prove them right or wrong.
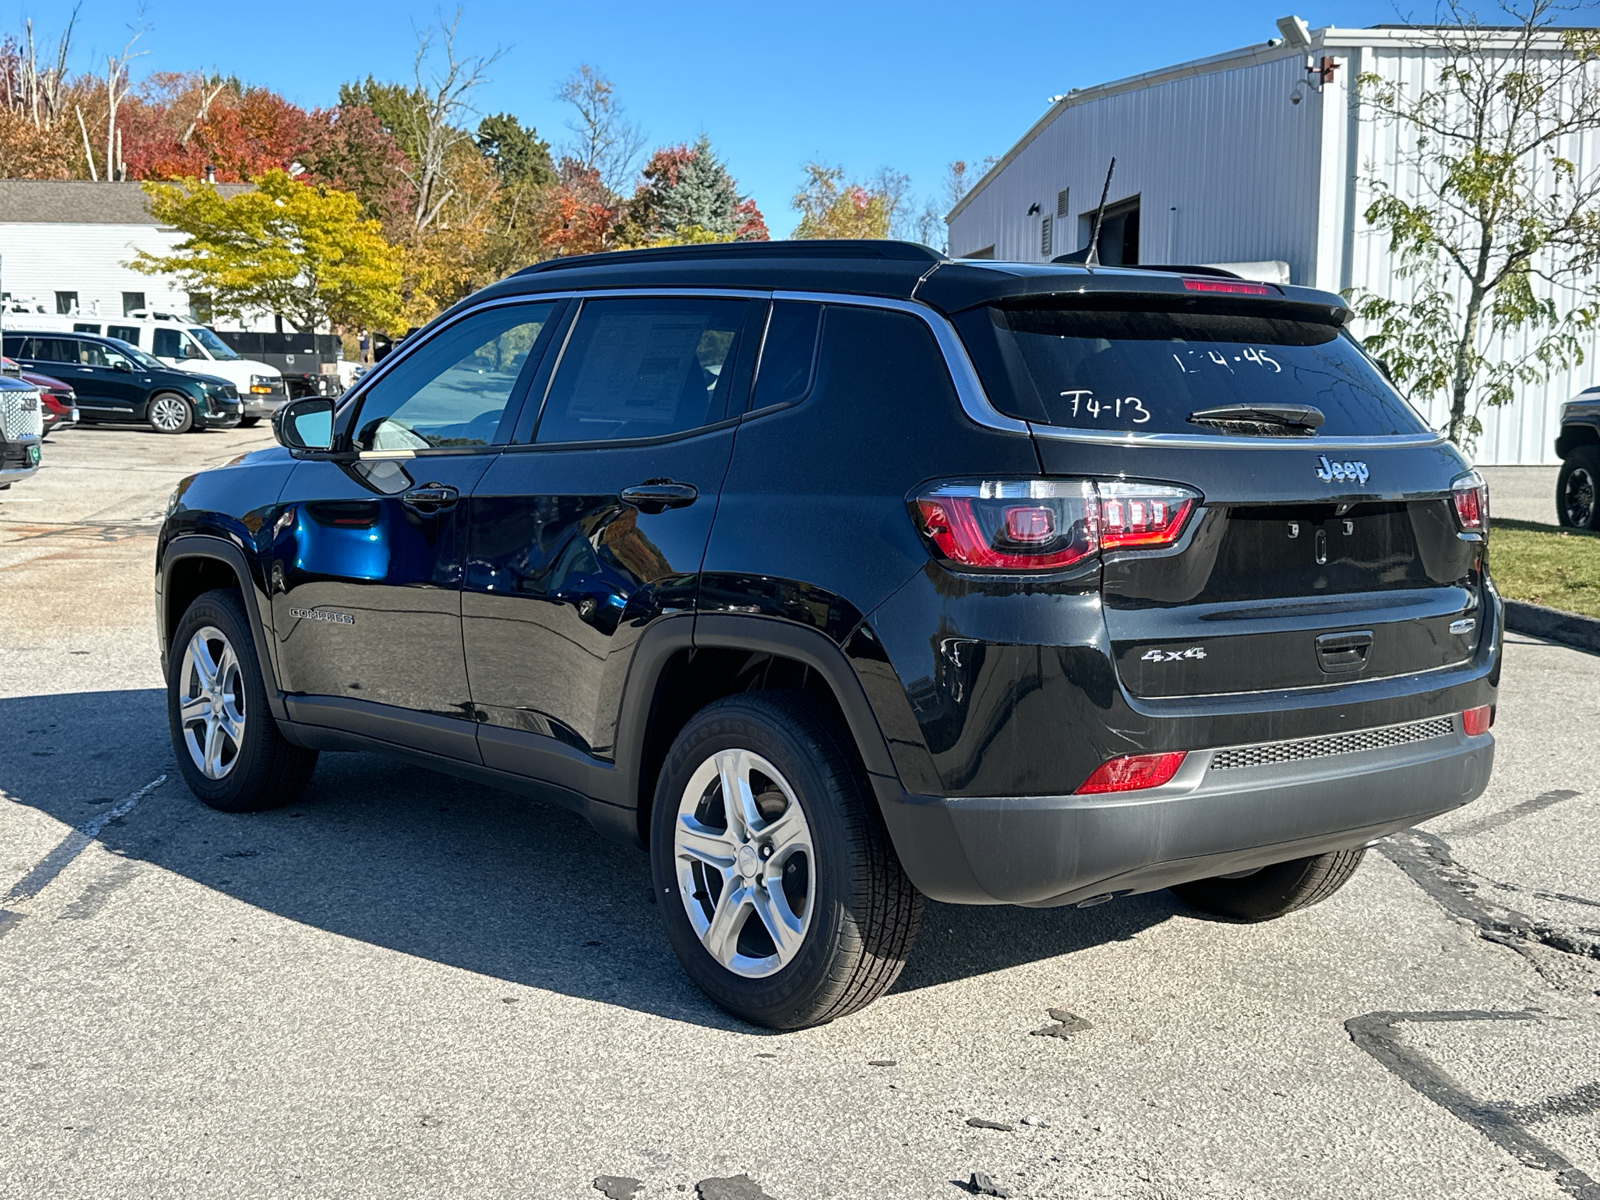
[912,479,1199,572]
[1462,705,1493,736]
[1451,471,1489,532]
[1075,751,1187,794]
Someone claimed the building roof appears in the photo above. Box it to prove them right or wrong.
[946,22,1588,225]
[0,179,252,225]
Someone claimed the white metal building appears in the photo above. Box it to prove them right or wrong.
[946,21,1600,466]
[0,180,273,333]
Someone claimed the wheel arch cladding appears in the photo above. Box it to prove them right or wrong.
[160,536,286,721]
[631,615,900,846]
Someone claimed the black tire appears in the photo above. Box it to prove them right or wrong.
[167,588,318,813]
[147,391,195,435]
[237,416,260,428]
[650,691,922,1029]
[1557,445,1600,530]
[1172,848,1366,922]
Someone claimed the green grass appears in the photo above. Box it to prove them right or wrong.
[1489,518,1600,618]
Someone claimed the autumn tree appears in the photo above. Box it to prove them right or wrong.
[557,64,644,194]
[299,102,412,231]
[791,162,893,239]
[622,135,767,245]
[132,170,404,332]
[1350,1,1600,449]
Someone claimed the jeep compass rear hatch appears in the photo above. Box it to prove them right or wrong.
[952,296,1488,698]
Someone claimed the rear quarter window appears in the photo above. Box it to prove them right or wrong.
[953,305,1431,438]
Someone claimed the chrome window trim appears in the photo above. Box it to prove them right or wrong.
[343,284,1447,453]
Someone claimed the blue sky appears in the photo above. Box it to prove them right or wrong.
[5,1,1431,235]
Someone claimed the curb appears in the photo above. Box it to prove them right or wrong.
[1503,599,1600,656]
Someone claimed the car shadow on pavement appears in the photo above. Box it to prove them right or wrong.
[1,689,1176,1029]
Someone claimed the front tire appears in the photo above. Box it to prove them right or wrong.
[148,392,195,434]
[167,588,318,812]
[1558,446,1600,529]
[650,691,922,1029]
[1171,848,1365,921]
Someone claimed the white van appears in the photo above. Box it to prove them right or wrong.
[1,304,288,424]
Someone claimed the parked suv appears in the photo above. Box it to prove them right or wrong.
[0,373,44,487]
[156,242,1500,1028]
[3,331,241,433]
[1555,385,1600,529]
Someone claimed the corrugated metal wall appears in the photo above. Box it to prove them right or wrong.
[1342,43,1600,466]
[947,52,1324,279]
[952,35,1600,466]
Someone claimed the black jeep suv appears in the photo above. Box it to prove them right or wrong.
[156,241,1500,1028]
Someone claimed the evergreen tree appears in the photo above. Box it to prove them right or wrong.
[629,135,766,244]
[476,112,555,190]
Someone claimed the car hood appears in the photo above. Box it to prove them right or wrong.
[20,369,70,393]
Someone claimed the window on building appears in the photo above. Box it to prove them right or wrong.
[1079,196,1141,266]
[122,291,145,316]
[188,293,213,323]
[54,291,78,315]
[1040,215,1053,258]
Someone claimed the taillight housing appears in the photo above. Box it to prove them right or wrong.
[1075,751,1187,794]
[1451,471,1489,533]
[911,479,1199,572]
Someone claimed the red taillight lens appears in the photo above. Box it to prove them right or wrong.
[1182,278,1274,296]
[1098,482,1198,550]
[914,480,1099,571]
[912,479,1198,573]
[1451,471,1489,532]
[1462,705,1493,736]
[1076,751,1187,794]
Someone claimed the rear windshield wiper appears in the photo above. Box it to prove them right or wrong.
[1187,403,1325,437]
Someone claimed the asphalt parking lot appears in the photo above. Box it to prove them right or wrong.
[2,425,1598,1200]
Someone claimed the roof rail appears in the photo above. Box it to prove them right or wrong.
[513,239,947,277]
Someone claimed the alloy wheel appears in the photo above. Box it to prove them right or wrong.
[672,748,815,979]
[150,395,190,433]
[177,625,246,780]
[1564,466,1596,528]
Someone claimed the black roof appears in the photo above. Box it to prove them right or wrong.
[470,240,1349,319]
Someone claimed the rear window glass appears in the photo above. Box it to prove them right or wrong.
[954,306,1430,438]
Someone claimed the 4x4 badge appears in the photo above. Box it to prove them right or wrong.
[1141,647,1206,663]
[1316,455,1370,485]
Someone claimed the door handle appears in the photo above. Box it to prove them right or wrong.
[620,480,698,513]
[401,484,460,513]
[1315,630,1372,674]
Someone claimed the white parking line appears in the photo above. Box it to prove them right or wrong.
[0,775,166,937]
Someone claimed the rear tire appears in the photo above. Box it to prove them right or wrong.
[650,691,922,1029]
[147,392,194,435]
[1171,848,1365,922]
[167,588,318,813]
[1557,446,1600,530]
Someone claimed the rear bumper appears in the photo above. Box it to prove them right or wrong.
[874,721,1494,906]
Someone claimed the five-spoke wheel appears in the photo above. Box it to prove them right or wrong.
[176,626,246,780]
[148,393,195,434]
[673,748,814,978]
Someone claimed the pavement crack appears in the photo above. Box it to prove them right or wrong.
[1380,829,1600,962]
[1346,1010,1600,1200]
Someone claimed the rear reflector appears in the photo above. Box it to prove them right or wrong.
[1462,705,1493,737]
[1182,278,1275,296]
[1075,751,1187,794]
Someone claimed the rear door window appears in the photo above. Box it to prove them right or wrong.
[533,297,755,444]
[954,305,1431,437]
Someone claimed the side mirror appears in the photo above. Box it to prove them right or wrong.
[274,397,336,452]
[112,360,133,373]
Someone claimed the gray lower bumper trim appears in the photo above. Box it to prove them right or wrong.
[875,729,1495,907]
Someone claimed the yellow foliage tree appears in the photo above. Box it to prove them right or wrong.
[791,162,891,239]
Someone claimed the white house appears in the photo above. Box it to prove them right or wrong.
[946,21,1600,466]
[0,180,277,333]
